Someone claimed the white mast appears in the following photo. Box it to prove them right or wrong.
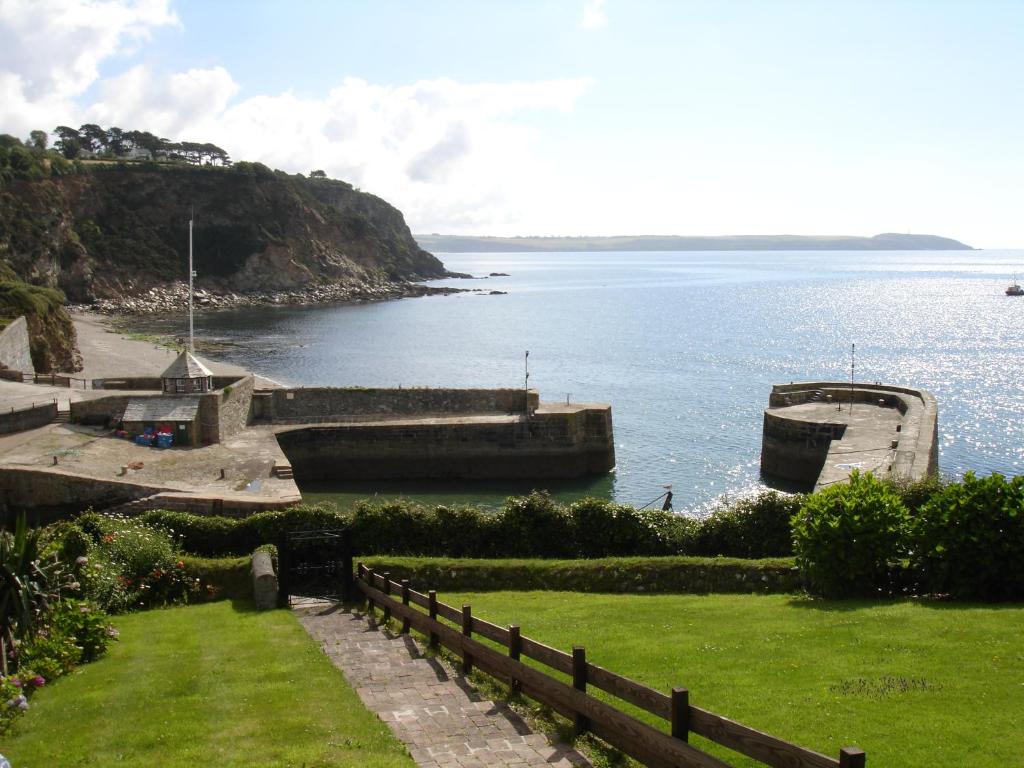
[188,207,195,353]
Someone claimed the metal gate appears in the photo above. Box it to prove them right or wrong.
[277,528,353,605]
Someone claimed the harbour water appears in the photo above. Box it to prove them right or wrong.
[146,249,1024,512]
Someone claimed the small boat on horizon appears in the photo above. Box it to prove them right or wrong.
[1007,274,1024,296]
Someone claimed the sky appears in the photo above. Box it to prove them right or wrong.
[1,0,1022,247]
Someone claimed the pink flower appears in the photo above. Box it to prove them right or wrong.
[32,675,45,687]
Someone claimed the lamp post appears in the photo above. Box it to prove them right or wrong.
[524,350,530,416]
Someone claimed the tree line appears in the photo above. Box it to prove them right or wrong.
[49,124,230,166]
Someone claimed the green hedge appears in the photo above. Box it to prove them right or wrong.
[912,472,1024,600]
[141,492,799,560]
[358,555,800,595]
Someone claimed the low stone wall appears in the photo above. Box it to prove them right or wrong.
[0,402,57,435]
[0,467,167,524]
[259,387,539,423]
[91,377,162,390]
[275,406,615,481]
[70,395,134,426]
[0,317,34,375]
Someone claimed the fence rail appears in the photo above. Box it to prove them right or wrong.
[0,369,90,388]
[355,566,865,768]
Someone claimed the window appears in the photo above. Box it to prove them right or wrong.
[175,379,186,393]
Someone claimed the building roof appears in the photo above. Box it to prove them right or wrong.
[122,397,201,423]
[161,351,213,380]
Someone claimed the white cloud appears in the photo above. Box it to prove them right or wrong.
[0,0,594,235]
[0,0,177,135]
[581,0,607,29]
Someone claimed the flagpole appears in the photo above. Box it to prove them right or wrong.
[188,207,195,353]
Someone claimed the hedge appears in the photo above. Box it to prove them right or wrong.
[141,492,800,560]
[358,555,801,595]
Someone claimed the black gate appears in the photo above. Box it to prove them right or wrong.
[277,528,353,605]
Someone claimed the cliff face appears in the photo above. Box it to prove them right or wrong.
[0,163,447,302]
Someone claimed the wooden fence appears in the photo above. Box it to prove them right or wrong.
[0,369,89,388]
[356,565,865,768]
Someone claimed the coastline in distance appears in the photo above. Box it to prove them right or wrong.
[414,232,973,253]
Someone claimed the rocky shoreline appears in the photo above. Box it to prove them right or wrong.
[69,279,474,315]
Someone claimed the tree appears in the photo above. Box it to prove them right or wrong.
[310,169,327,178]
[54,126,81,159]
[78,123,108,153]
[28,130,48,151]
[106,126,125,155]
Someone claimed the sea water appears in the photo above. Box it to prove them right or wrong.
[153,249,1024,512]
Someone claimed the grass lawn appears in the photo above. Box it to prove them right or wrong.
[439,591,1024,768]
[2,601,413,768]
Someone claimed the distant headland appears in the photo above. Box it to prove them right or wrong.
[414,232,974,253]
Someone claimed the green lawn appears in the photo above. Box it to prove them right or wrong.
[2,602,413,768]
[441,591,1024,767]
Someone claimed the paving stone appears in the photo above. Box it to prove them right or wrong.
[295,603,591,768]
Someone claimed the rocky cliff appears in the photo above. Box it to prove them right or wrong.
[0,162,448,306]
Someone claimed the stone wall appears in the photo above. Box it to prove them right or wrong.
[92,377,162,390]
[216,375,254,440]
[761,411,846,486]
[0,402,57,435]
[0,317,34,374]
[275,406,615,481]
[260,387,539,423]
[0,467,167,524]
[70,395,134,426]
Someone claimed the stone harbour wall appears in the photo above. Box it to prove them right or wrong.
[0,467,167,524]
[0,402,57,435]
[275,406,615,481]
[260,387,540,423]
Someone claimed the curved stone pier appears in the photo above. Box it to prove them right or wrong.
[761,382,938,491]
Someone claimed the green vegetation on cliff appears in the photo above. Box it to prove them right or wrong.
[1,141,445,303]
[0,262,79,372]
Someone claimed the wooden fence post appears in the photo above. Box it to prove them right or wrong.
[366,569,375,616]
[340,530,354,602]
[508,625,522,694]
[839,747,866,768]
[671,687,690,742]
[382,572,391,624]
[572,646,589,735]
[461,605,473,674]
[428,590,439,648]
[400,579,411,634]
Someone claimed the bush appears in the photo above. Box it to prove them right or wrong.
[65,513,203,613]
[567,498,678,557]
[911,472,1024,600]
[493,492,576,558]
[792,471,911,597]
[692,492,801,557]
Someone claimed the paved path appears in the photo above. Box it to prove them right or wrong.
[295,603,591,768]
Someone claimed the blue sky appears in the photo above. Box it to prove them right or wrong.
[2,0,1023,246]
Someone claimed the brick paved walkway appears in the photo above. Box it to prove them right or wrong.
[295,602,591,768]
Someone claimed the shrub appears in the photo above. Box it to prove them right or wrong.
[911,472,1024,600]
[692,492,801,558]
[567,498,676,557]
[493,492,575,558]
[792,471,911,597]
[65,513,203,613]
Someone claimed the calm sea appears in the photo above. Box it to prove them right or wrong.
[150,249,1024,512]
